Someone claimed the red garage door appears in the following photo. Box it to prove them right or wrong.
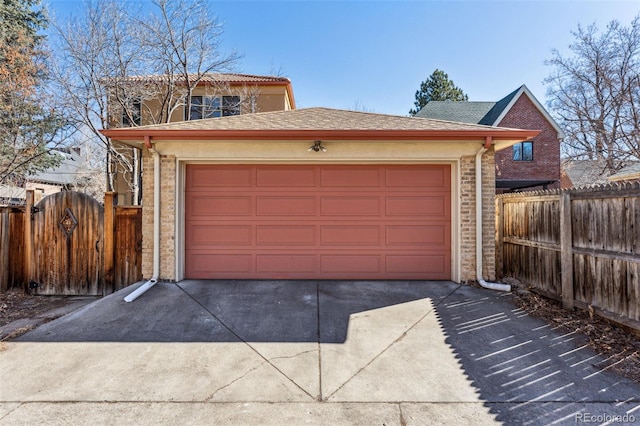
[185,164,451,280]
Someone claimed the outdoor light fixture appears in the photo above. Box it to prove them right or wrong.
[308,140,327,152]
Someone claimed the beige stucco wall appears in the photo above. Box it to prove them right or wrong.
[140,139,497,283]
[129,85,291,125]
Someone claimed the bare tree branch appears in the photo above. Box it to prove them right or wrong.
[546,16,640,175]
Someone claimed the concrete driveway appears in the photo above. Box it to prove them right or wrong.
[1,280,639,425]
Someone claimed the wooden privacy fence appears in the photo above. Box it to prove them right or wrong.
[0,191,142,295]
[496,182,640,324]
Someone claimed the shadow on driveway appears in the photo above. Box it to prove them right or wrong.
[434,285,640,424]
[15,280,456,343]
[13,280,640,424]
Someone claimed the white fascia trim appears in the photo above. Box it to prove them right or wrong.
[175,158,185,282]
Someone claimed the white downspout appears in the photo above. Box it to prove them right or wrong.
[124,145,160,302]
[475,145,511,292]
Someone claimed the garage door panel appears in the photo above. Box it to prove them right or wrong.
[256,255,316,273]
[188,254,252,274]
[257,225,316,245]
[257,196,316,215]
[321,255,380,273]
[185,164,451,280]
[386,196,449,216]
[187,165,253,188]
[386,255,447,274]
[321,167,381,187]
[321,197,381,216]
[189,196,252,216]
[386,225,448,246]
[257,167,316,187]
[321,225,381,245]
[188,225,252,245]
[386,167,449,187]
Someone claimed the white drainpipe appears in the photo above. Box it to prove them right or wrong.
[124,146,160,302]
[475,145,511,292]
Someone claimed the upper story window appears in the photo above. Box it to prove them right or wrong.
[188,95,241,120]
[513,141,533,161]
[121,99,141,127]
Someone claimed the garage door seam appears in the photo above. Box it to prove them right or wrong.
[175,282,316,400]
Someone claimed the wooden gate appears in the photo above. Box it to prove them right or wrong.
[1,191,141,295]
[28,191,104,295]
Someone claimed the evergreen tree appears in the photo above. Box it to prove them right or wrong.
[409,69,468,116]
[0,0,66,186]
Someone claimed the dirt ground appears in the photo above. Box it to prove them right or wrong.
[510,287,640,384]
[1,285,639,383]
[0,289,79,339]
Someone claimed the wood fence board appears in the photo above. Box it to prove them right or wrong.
[114,206,142,291]
[0,209,8,291]
[1,192,141,295]
[498,184,640,328]
[31,192,104,295]
[629,263,640,321]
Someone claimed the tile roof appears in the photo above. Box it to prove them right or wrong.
[113,73,291,84]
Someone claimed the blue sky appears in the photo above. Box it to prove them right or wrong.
[46,0,640,116]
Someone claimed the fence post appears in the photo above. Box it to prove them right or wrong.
[0,208,8,292]
[560,192,574,310]
[24,190,34,293]
[103,192,115,295]
[495,196,504,278]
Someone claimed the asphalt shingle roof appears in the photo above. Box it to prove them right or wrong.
[102,107,540,147]
[30,149,87,185]
[416,86,524,126]
[129,107,506,132]
[416,102,496,124]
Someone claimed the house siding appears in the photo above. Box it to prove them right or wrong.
[495,95,561,189]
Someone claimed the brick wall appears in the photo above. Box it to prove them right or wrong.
[459,148,496,282]
[141,150,176,281]
[141,151,153,279]
[495,94,561,188]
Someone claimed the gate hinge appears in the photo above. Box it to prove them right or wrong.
[31,206,42,218]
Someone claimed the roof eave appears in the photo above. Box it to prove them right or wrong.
[101,128,539,145]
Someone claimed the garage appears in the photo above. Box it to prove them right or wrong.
[185,163,451,280]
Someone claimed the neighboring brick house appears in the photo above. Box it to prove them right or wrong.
[417,85,564,192]
[106,73,295,205]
